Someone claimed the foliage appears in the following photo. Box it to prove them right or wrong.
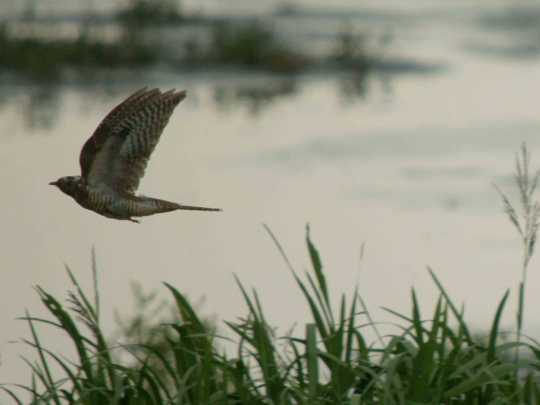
[0,7,381,79]
[116,0,183,26]
[0,24,156,80]
[331,24,371,69]
[208,21,307,73]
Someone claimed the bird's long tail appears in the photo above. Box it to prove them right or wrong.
[175,203,222,212]
[135,196,221,216]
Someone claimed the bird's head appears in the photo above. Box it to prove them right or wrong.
[49,176,83,198]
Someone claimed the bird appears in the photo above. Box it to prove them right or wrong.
[49,88,221,223]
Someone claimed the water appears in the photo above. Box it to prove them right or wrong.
[2,0,540,393]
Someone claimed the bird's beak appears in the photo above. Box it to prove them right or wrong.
[49,181,58,186]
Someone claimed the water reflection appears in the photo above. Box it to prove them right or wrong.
[21,85,61,131]
[2,78,302,134]
[0,84,62,133]
[0,53,447,133]
[478,6,540,32]
[212,77,298,116]
[336,71,372,104]
[468,6,540,60]
[0,68,420,132]
[463,42,540,60]
[0,82,130,134]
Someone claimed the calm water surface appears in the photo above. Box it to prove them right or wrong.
[2,0,540,391]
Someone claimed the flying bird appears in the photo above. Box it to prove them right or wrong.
[50,88,221,223]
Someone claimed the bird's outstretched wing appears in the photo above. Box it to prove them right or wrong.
[79,88,186,195]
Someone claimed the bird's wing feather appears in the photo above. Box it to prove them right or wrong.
[79,88,152,179]
[79,88,186,195]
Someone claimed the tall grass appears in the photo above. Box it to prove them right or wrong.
[495,143,540,363]
[2,145,540,404]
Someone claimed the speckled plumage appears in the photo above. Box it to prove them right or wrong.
[50,88,221,223]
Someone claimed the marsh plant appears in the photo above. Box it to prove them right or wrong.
[3,145,540,404]
[495,143,540,363]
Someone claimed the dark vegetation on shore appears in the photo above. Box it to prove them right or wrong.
[0,24,156,79]
[0,0,406,80]
[116,0,184,26]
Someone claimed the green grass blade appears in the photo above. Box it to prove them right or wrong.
[35,288,95,384]
[305,323,318,399]
[487,289,510,364]
[410,289,424,347]
[0,386,25,405]
[428,268,473,344]
[443,364,515,399]
[24,311,62,405]
[305,225,330,311]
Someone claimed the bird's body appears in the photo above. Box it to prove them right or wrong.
[50,88,220,222]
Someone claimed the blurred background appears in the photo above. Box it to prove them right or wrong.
[2,0,540,391]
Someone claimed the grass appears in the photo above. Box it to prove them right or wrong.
[3,145,540,404]
[495,143,540,369]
